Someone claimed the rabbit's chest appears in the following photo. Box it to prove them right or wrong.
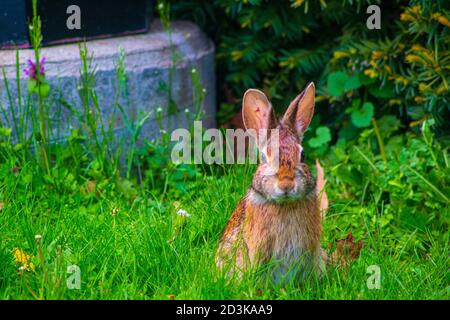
[246,205,320,259]
[241,199,323,283]
[270,213,312,259]
[259,212,319,283]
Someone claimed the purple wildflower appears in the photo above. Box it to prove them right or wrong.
[24,57,46,80]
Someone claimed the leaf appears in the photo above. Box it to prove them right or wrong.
[38,82,51,98]
[351,102,374,128]
[327,71,349,97]
[385,135,404,155]
[27,79,37,94]
[27,79,50,98]
[330,232,363,269]
[338,122,358,141]
[358,73,376,85]
[377,115,401,138]
[81,180,97,195]
[369,82,394,98]
[344,99,362,115]
[344,73,362,91]
[337,166,363,185]
[308,126,331,148]
[116,177,137,200]
[0,127,12,137]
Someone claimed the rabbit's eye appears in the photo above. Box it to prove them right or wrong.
[260,152,268,163]
[300,150,305,162]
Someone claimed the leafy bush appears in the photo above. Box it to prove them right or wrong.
[173,0,450,134]
[323,118,449,252]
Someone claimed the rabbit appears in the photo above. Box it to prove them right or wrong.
[216,82,327,285]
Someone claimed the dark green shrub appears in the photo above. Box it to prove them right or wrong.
[172,0,450,134]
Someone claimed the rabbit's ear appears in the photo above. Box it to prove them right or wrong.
[242,89,277,142]
[281,82,315,138]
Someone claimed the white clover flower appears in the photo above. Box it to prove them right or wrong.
[156,107,163,113]
[176,209,191,217]
[184,108,190,113]
[160,129,167,134]
[35,234,42,241]
[202,88,206,93]
[111,207,120,216]
[191,68,197,74]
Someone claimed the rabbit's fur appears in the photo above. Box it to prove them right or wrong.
[216,83,326,284]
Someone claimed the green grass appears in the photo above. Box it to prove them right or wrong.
[0,162,448,300]
[1,0,447,300]
[0,0,448,301]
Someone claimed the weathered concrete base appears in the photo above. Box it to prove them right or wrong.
[0,20,215,144]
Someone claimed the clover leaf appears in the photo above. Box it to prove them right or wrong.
[327,71,349,97]
[351,102,374,128]
[344,73,362,91]
[308,126,332,148]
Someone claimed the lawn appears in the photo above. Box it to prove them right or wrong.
[0,0,449,300]
[1,144,448,299]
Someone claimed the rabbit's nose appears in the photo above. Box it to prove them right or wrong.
[277,179,295,193]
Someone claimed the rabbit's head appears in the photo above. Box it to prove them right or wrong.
[243,82,316,204]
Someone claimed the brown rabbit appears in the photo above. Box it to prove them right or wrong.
[216,82,327,284]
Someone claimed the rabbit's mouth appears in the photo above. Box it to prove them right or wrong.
[249,187,310,205]
[273,194,301,204]
[272,190,307,204]
[271,182,307,203]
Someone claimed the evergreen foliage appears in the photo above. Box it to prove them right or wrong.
[173,0,450,134]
